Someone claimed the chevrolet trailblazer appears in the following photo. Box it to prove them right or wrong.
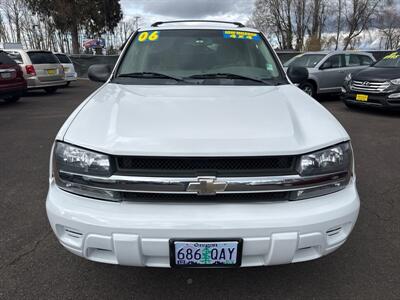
[46,21,360,268]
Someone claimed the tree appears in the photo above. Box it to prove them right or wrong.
[250,0,295,50]
[377,0,400,50]
[26,0,122,54]
[342,0,380,50]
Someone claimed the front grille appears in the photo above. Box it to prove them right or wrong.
[116,156,296,177]
[122,191,290,202]
[350,80,390,93]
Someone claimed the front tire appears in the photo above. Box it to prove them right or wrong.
[299,82,316,98]
[44,87,57,94]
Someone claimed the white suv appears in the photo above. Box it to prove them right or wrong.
[46,21,360,268]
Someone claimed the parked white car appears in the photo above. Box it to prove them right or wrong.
[46,21,360,268]
[54,53,78,86]
[6,49,66,93]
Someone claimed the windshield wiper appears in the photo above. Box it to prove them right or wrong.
[187,72,272,84]
[117,72,185,82]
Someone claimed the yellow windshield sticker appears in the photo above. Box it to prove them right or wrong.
[138,31,159,42]
[223,31,260,41]
[383,52,400,59]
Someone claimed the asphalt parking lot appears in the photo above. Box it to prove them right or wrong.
[1,80,399,299]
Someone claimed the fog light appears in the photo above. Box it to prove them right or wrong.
[388,93,400,99]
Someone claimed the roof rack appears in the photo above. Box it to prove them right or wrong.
[151,20,245,28]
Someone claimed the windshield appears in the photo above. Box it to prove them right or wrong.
[283,54,326,68]
[116,29,285,85]
[374,52,400,68]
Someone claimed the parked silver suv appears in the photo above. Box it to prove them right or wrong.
[6,49,65,94]
[284,51,375,97]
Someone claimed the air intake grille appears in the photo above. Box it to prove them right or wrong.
[116,156,296,176]
[350,80,390,93]
[122,191,290,202]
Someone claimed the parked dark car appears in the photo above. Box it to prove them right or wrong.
[0,50,27,103]
[342,51,400,109]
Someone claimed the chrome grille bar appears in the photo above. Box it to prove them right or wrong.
[350,80,390,93]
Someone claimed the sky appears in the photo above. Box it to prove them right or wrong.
[120,0,256,27]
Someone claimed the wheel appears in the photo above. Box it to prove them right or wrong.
[299,82,316,98]
[3,95,20,103]
[44,87,58,94]
[65,81,71,87]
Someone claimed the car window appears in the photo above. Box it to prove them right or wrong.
[55,54,72,64]
[283,54,326,68]
[346,54,361,67]
[5,51,23,64]
[359,55,373,66]
[374,52,400,68]
[0,51,17,65]
[28,51,59,64]
[116,29,284,85]
[323,54,343,69]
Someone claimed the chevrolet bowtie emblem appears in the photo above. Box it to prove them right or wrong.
[186,177,228,195]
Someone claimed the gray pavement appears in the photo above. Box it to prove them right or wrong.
[0,80,399,299]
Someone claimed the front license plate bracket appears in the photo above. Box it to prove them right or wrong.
[170,239,243,268]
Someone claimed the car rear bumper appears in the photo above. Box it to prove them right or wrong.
[26,77,66,89]
[0,81,27,97]
[47,178,360,268]
[342,91,400,109]
[65,72,78,81]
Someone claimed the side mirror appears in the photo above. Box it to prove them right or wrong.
[88,64,113,82]
[320,61,332,70]
[287,66,309,84]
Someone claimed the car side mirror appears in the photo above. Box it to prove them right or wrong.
[320,61,332,70]
[88,64,113,82]
[287,66,309,84]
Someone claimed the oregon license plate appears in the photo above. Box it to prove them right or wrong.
[356,94,368,102]
[171,240,242,267]
[47,69,56,75]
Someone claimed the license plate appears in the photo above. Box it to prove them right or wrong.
[47,69,56,75]
[170,239,242,267]
[0,72,12,79]
[356,94,368,102]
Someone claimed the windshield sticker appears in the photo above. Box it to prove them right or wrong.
[223,31,261,41]
[383,52,400,60]
[138,31,160,42]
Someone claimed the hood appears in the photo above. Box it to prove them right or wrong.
[353,67,400,81]
[63,83,348,156]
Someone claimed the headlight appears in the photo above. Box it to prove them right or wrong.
[297,142,352,176]
[53,142,119,201]
[344,73,352,82]
[391,78,400,85]
[293,142,353,200]
[54,142,112,177]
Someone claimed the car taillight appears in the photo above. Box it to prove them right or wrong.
[25,65,36,76]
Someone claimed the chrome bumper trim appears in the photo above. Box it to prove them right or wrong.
[57,171,350,195]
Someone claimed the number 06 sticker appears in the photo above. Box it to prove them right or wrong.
[138,31,160,42]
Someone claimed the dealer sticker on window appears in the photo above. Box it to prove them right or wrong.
[223,30,261,41]
[171,240,242,267]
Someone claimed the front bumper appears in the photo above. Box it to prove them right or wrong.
[46,180,360,268]
[342,90,400,109]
